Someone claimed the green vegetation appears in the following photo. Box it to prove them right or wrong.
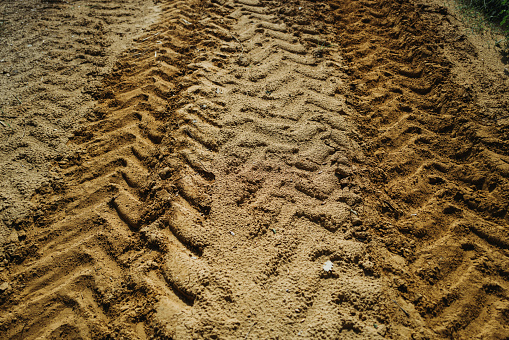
[503,0,509,24]
[455,0,509,47]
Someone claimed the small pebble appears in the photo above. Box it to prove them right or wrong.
[0,282,10,292]
[158,167,171,179]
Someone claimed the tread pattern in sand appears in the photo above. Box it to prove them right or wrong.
[0,0,153,254]
[1,1,390,337]
[0,2,204,339]
[330,0,509,338]
[150,0,388,338]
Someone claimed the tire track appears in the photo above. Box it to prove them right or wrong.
[5,0,491,338]
[328,0,509,338]
[148,0,390,338]
[0,0,153,257]
[0,2,214,339]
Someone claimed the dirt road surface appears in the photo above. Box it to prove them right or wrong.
[0,0,508,339]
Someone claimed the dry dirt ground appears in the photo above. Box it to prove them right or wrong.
[0,0,508,339]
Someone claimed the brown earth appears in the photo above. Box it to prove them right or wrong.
[0,0,508,339]
[0,0,155,255]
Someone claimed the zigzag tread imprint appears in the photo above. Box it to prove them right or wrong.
[146,0,391,338]
[0,1,221,339]
[329,0,509,338]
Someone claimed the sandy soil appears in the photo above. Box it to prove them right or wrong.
[0,0,508,339]
[0,0,155,254]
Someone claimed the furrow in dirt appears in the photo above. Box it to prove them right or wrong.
[326,0,509,338]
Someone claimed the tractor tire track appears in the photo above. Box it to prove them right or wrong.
[148,0,391,338]
[0,0,153,259]
[0,2,213,339]
[328,0,509,338]
[4,0,504,338]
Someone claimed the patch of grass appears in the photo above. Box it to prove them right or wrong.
[455,0,509,48]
